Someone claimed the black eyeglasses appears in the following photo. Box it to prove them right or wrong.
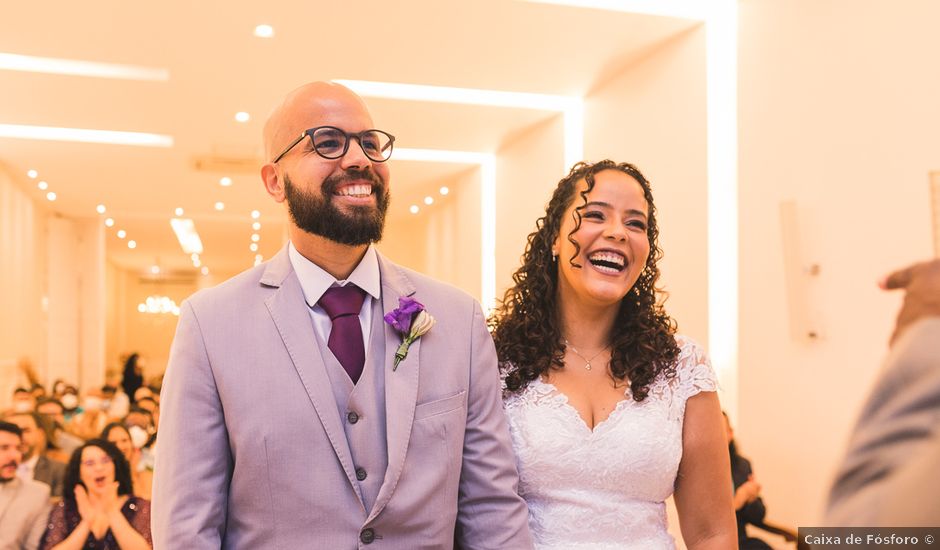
[271,126,395,164]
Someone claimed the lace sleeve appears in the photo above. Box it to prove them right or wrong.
[669,335,719,418]
[38,501,72,550]
[127,497,153,546]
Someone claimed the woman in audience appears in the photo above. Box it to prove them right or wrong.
[101,423,152,500]
[40,439,151,550]
[492,160,735,548]
[725,412,780,550]
[121,354,144,405]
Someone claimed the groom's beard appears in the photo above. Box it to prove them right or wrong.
[284,169,390,246]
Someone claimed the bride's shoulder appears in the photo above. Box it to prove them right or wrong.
[663,334,718,395]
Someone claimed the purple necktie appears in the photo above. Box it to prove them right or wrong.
[318,285,367,383]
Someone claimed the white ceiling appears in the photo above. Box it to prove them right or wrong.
[0,0,699,274]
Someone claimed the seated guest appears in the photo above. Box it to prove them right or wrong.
[122,409,156,471]
[36,398,85,457]
[39,439,151,550]
[59,387,82,422]
[101,423,152,500]
[133,398,159,431]
[6,411,67,498]
[0,420,51,550]
[11,387,36,414]
[70,389,109,441]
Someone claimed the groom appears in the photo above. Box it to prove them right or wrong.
[152,82,533,549]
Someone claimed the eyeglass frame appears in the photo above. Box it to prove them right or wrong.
[80,455,114,468]
[270,126,396,164]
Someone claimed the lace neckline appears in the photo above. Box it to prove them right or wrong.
[532,378,633,435]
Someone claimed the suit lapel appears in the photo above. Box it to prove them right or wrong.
[368,254,420,521]
[262,247,365,508]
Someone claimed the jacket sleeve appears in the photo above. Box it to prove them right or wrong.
[152,300,233,549]
[825,317,940,525]
[454,303,534,549]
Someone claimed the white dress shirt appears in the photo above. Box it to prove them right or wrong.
[288,241,381,352]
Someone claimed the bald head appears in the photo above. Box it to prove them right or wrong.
[263,82,374,162]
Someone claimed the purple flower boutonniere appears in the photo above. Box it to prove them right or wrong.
[383,296,435,370]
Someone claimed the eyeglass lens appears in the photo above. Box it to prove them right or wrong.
[311,127,393,162]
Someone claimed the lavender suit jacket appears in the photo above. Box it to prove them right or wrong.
[152,246,533,549]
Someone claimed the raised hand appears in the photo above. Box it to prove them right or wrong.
[74,484,99,525]
[881,259,940,344]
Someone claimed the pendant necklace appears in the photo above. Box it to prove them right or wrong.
[564,339,610,371]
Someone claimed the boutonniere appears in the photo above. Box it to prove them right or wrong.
[383,296,435,370]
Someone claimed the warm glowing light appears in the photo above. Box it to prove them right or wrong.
[249,243,258,252]
[439,186,450,196]
[0,124,173,147]
[27,169,37,179]
[250,210,261,219]
[104,218,114,227]
[137,295,180,316]
[96,204,106,214]
[255,254,263,262]
[251,233,260,242]
[150,265,160,274]
[409,205,419,214]
[127,240,137,249]
[174,207,184,216]
[252,222,261,231]
[424,196,434,205]
[200,266,209,275]
[46,191,56,201]
[170,218,203,254]
[0,52,169,81]
[117,230,126,239]
[37,181,48,190]
[214,202,225,211]
[220,176,232,186]
[235,112,250,123]
[253,25,274,38]
[191,253,200,261]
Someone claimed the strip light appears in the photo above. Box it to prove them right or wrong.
[0,52,169,81]
[0,124,173,147]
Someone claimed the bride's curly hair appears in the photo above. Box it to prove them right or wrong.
[489,160,679,402]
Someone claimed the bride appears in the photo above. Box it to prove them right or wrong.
[490,160,736,549]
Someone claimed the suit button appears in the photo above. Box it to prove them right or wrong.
[355,467,367,481]
[360,528,375,544]
[347,411,359,424]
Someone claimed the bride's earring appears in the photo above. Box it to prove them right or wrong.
[551,249,558,262]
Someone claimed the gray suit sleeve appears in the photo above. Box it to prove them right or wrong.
[455,304,534,549]
[825,317,940,526]
[152,300,233,548]
[24,484,50,550]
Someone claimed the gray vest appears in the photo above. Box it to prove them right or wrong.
[314,296,388,512]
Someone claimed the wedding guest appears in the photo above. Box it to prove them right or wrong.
[101,423,152,500]
[121,354,145,406]
[0,421,51,550]
[40,439,151,549]
[6,411,66,497]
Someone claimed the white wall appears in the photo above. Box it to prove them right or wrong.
[738,0,939,525]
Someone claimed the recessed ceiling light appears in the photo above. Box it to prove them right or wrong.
[409,205,419,214]
[251,222,261,231]
[235,112,250,123]
[46,191,56,201]
[104,217,114,227]
[117,230,126,239]
[150,265,160,274]
[127,240,137,249]
[251,210,261,219]
[214,202,225,211]
[193,257,202,267]
[255,254,263,262]
[96,204,106,214]
[170,219,203,254]
[220,176,232,186]
[251,233,260,242]
[174,207,184,216]
[249,243,259,252]
[424,196,434,205]
[439,186,450,195]
[200,266,209,275]
[253,24,275,38]
[27,169,38,179]
[191,253,199,261]
[37,181,48,190]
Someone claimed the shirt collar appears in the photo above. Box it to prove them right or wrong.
[288,241,381,307]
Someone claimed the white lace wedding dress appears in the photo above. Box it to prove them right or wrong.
[502,336,718,549]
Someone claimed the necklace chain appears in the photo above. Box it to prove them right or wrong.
[564,338,609,371]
